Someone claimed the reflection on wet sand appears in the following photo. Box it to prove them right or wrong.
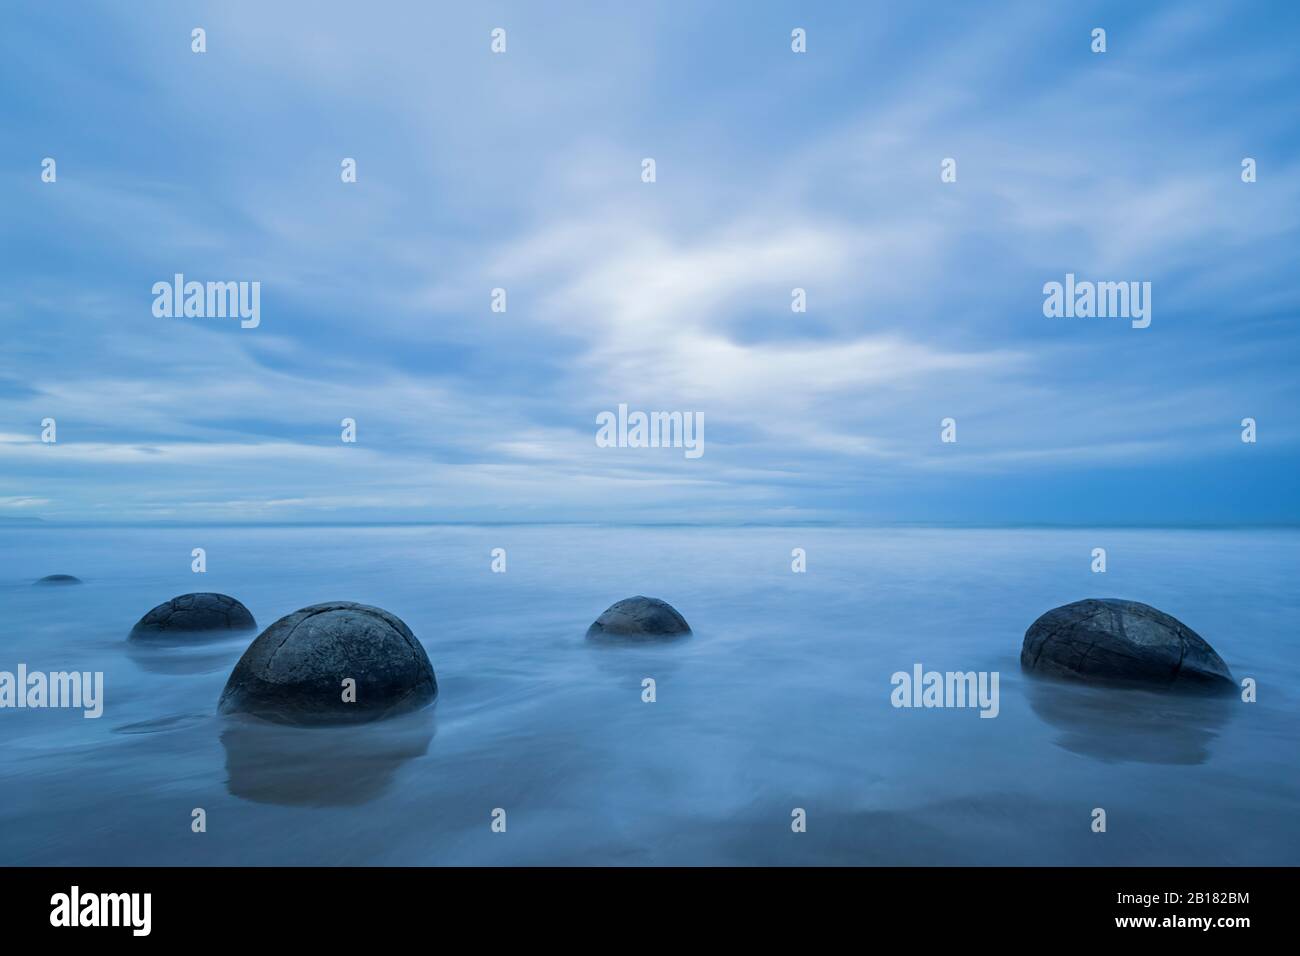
[585,622,692,692]
[126,634,248,676]
[1026,677,1234,765]
[221,710,435,807]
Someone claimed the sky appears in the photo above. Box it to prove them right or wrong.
[1,0,1297,525]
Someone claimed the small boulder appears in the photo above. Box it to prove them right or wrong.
[129,592,257,642]
[35,574,82,585]
[218,601,437,726]
[1021,598,1233,693]
[586,596,691,642]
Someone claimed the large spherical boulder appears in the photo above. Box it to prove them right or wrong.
[586,596,691,642]
[217,601,437,726]
[35,574,81,585]
[1021,598,1233,693]
[129,592,256,642]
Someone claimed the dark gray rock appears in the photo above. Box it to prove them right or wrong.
[35,574,81,585]
[129,592,256,642]
[217,601,437,726]
[586,595,691,642]
[1021,598,1233,693]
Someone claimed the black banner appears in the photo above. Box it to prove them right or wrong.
[0,866,1281,941]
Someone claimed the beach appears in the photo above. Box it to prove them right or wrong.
[1,523,1295,865]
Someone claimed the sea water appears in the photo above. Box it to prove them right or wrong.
[0,525,1296,865]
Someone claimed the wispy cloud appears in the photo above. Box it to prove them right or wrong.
[1,0,1296,523]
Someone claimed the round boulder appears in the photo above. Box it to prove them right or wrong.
[35,574,81,585]
[586,595,691,642]
[129,592,257,642]
[1021,598,1233,693]
[217,601,437,726]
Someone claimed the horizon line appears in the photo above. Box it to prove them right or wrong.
[3,519,1299,531]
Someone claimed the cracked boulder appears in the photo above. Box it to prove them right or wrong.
[1021,599,1233,693]
[218,601,437,725]
[586,595,691,642]
[129,592,256,642]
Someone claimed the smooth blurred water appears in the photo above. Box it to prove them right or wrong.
[0,525,1296,865]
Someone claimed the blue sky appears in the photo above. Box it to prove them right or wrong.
[2,0,1297,524]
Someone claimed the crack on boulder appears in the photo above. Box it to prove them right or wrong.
[1021,598,1232,694]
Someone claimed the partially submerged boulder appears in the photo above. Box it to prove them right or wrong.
[129,592,256,642]
[1021,598,1233,693]
[218,601,437,726]
[586,596,691,642]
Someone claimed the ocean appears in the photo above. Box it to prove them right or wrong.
[1,524,1296,865]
